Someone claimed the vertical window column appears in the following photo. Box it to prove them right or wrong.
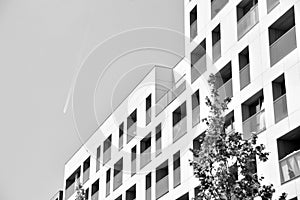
[212,24,221,62]
[146,94,152,125]
[119,122,124,150]
[131,146,137,176]
[190,6,197,40]
[155,124,162,156]
[91,179,99,200]
[140,133,152,169]
[156,160,169,199]
[272,74,288,123]
[106,168,111,197]
[96,145,101,172]
[146,173,151,200]
[83,157,90,184]
[103,135,112,165]
[191,90,200,127]
[172,102,187,142]
[113,158,123,191]
[127,109,137,143]
[173,151,181,188]
[239,46,250,90]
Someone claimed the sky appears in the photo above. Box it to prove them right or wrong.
[0,0,184,199]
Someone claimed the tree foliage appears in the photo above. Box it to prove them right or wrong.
[190,74,287,200]
[75,182,86,200]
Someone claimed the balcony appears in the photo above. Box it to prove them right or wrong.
[83,169,90,184]
[237,4,259,40]
[267,0,280,13]
[192,105,200,127]
[103,147,111,165]
[218,79,233,101]
[173,167,181,187]
[191,54,207,83]
[156,75,186,116]
[274,94,288,123]
[270,26,297,66]
[141,147,151,169]
[65,182,75,200]
[156,175,169,199]
[240,64,250,90]
[242,109,266,139]
[127,122,137,143]
[211,0,229,19]
[190,20,197,40]
[213,40,221,62]
[91,191,99,200]
[146,188,151,200]
[146,109,151,125]
[280,149,300,183]
[173,116,187,143]
[113,172,123,191]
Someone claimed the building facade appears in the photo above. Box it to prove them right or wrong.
[61,0,300,200]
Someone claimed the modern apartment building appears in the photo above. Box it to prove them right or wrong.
[61,0,300,200]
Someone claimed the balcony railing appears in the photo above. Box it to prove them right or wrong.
[280,149,300,183]
[65,181,76,200]
[225,122,235,134]
[237,4,259,40]
[242,109,266,139]
[240,64,250,90]
[113,172,123,191]
[131,159,136,176]
[274,94,288,123]
[173,167,181,187]
[127,122,137,143]
[106,181,110,197]
[267,0,280,13]
[83,169,90,184]
[213,40,221,62]
[146,108,151,125]
[218,79,233,101]
[190,20,197,40]
[140,146,151,169]
[156,175,169,199]
[91,191,99,200]
[146,187,151,200]
[191,54,207,83]
[270,26,297,66]
[173,116,187,143]
[103,147,111,165]
[192,106,200,127]
[156,137,162,156]
[156,75,186,116]
[211,0,229,19]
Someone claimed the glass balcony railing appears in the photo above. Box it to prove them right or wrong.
[127,122,137,143]
[83,169,90,184]
[225,122,235,134]
[240,64,250,90]
[270,26,297,66]
[140,147,151,169]
[131,159,136,176]
[173,167,181,187]
[191,54,207,83]
[156,75,186,116]
[267,0,280,13]
[106,181,110,197]
[192,106,200,127]
[213,40,221,62]
[146,187,151,200]
[242,109,266,139]
[190,20,197,40]
[280,149,300,183]
[103,147,111,165]
[113,172,123,191]
[91,191,99,200]
[146,109,151,125]
[156,175,169,199]
[173,116,187,143]
[237,4,259,40]
[65,181,76,200]
[211,0,229,19]
[218,79,233,101]
[156,137,162,156]
[274,94,288,123]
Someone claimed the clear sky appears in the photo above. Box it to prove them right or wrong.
[0,0,184,199]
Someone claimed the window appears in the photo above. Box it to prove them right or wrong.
[115,195,122,200]
[215,62,233,101]
[146,94,152,125]
[193,132,205,162]
[131,146,137,176]
[239,46,250,90]
[106,168,111,197]
[267,0,280,13]
[103,135,112,165]
[146,173,151,200]
[224,111,235,134]
[156,160,169,199]
[192,90,200,127]
[156,124,162,156]
[212,24,221,62]
[190,6,197,40]
[237,0,259,40]
[91,179,99,200]
[242,90,265,139]
[126,185,136,200]
[269,7,296,66]
[272,74,288,123]
[85,188,89,200]
[127,109,137,143]
[211,0,229,19]
[96,145,101,172]
[119,122,124,150]
[173,102,187,142]
[176,193,189,200]
[65,167,81,200]
[277,125,300,183]
[113,158,123,191]
[191,39,206,82]
[83,156,90,184]
[173,151,181,187]
[140,133,152,169]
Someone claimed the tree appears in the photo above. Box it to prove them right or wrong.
[75,181,86,200]
[190,74,287,200]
